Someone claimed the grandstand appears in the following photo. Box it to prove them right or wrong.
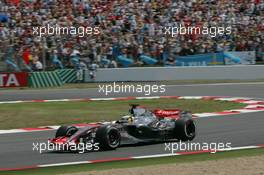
[0,0,263,71]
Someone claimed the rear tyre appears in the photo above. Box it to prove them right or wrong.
[174,117,196,141]
[96,125,121,150]
[55,126,78,138]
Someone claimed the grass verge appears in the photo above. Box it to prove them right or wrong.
[0,99,246,129]
[1,148,264,175]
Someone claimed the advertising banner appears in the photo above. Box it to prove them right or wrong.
[224,51,256,65]
[0,72,28,88]
[175,53,225,66]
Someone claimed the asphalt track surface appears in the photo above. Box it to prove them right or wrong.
[0,83,264,169]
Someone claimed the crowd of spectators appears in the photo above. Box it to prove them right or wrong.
[0,0,264,71]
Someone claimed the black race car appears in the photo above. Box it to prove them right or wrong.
[49,104,196,151]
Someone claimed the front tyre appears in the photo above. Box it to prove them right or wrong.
[96,125,121,150]
[174,117,196,141]
[55,126,78,138]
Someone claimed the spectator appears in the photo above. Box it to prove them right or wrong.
[51,50,64,69]
[89,62,98,80]
[165,57,177,67]
[33,60,43,71]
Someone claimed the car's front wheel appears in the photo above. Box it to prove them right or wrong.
[96,125,121,150]
[55,125,78,138]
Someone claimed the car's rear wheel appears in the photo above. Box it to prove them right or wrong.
[96,125,121,150]
[55,126,78,138]
[174,117,196,141]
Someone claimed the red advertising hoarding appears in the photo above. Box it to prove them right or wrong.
[0,72,28,88]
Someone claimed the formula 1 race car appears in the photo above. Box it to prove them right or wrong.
[49,104,196,151]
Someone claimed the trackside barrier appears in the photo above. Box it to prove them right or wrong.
[55,69,76,83]
[28,71,63,88]
[84,65,264,82]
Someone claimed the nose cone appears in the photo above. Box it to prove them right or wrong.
[49,136,68,144]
